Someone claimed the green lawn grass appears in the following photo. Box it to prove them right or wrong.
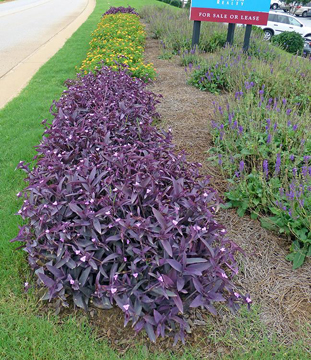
[0,0,309,359]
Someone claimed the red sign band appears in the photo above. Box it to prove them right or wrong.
[190,8,269,25]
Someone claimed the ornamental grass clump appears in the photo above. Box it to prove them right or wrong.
[210,84,311,268]
[13,67,249,344]
[80,11,155,81]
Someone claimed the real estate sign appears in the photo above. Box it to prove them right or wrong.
[190,0,271,25]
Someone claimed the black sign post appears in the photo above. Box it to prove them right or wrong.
[226,23,236,45]
[243,24,252,52]
[192,20,201,48]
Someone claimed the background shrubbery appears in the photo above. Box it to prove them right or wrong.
[272,31,304,55]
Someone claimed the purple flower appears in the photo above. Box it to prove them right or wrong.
[263,160,269,178]
[265,118,271,130]
[289,155,295,161]
[239,161,245,173]
[267,134,271,144]
[238,125,243,135]
[286,109,292,116]
[275,154,281,175]
[218,154,223,165]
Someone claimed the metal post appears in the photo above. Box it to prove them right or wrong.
[243,25,252,52]
[192,20,201,49]
[226,23,236,45]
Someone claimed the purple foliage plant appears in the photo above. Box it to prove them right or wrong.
[13,67,248,344]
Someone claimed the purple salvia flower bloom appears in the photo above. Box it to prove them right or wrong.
[267,134,271,144]
[290,154,295,161]
[275,153,281,175]
[286,109,292,116]
[218,154,223,165]
[302,166,307,177]
[238,125,243,135]
[263,160,269,178]
[293,124,298,131]
[282,98,287,105]
[304,156,310,163]
[293,168,297,176]
[239,161,245,173]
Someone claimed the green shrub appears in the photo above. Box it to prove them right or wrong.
[170,0,182,7]
[272,31,304,54]
[185,0,191,9]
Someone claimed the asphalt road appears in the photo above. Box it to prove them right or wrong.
[0,0,88,79]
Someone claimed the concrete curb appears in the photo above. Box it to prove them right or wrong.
[0,0,96,109]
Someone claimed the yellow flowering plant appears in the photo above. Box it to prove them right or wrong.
[80,13,156,82]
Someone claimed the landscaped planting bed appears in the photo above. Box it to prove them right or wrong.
[13,6,249,345]
[5,2,310,358]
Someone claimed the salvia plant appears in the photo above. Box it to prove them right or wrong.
[13,67,249,344]
[187,45,311,111]
[210,83,311,268]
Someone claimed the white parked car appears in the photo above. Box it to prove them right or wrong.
[258,11,311,40]
[292,3,311,17]
[270,0,284,10]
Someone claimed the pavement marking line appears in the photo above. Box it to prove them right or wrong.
[0,0,96,109]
